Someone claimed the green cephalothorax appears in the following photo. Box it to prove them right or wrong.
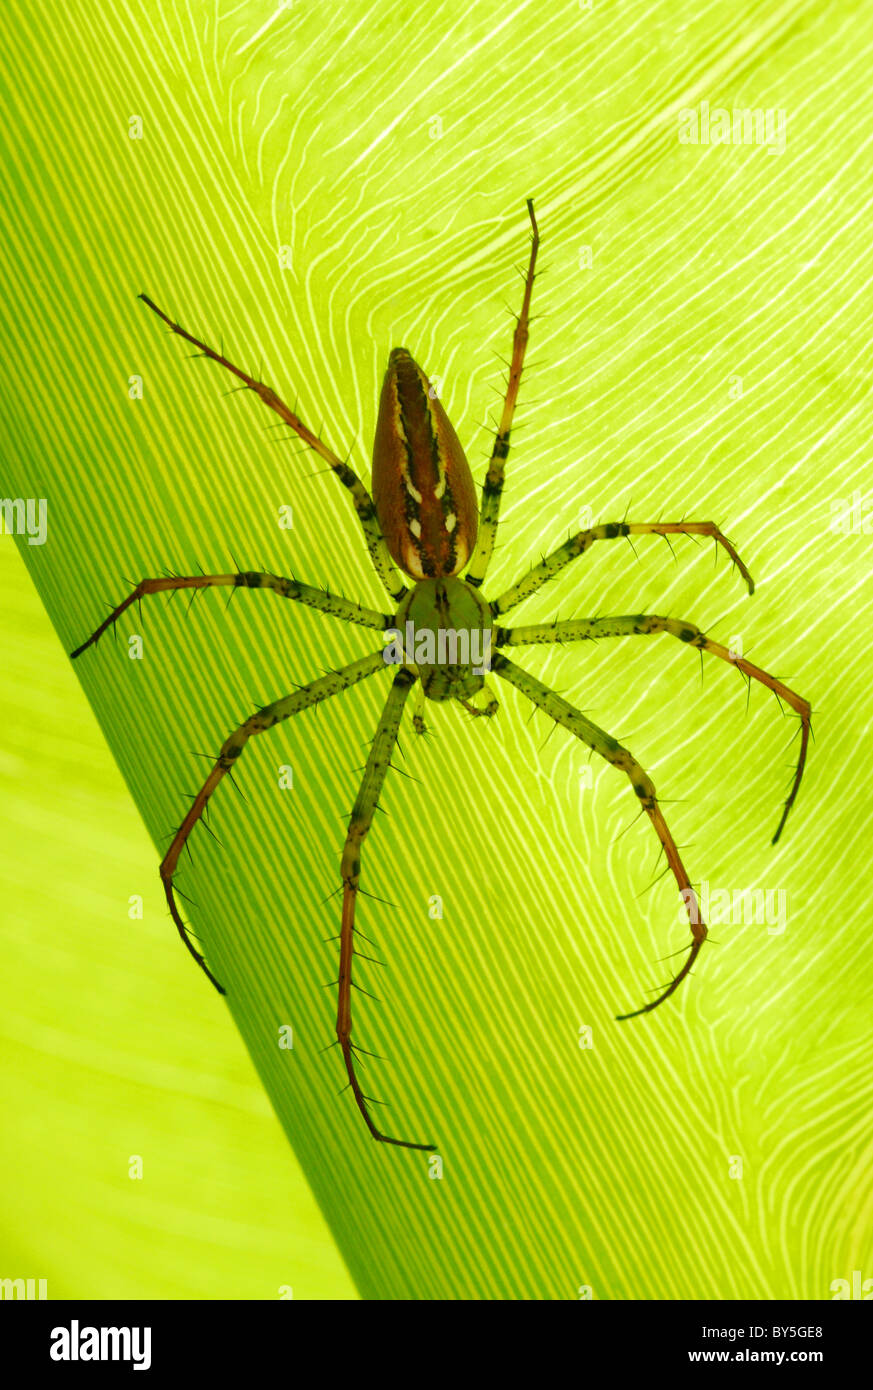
[73,201,811,1153]
[388,577,493,701]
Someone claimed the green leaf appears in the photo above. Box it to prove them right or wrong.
[2,0,870,1299]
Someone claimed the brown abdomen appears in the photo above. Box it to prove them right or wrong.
[372,348,478,579]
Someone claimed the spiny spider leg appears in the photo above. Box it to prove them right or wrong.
[71,571,390,657]
[465,199,539,587]
[491,521,754,615]
[157,652,387,992]
[412,682,428,737]
[491,652,706,1019]
[138,294,407,606]
[458,684,500,719]
[499,614,810,843]
[337,666,434,1150]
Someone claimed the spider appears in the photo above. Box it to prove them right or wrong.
[72,201,811,1151]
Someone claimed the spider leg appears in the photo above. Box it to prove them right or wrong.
[465,199,539,588]
[491,652,705,1019]
[138,295,407,606]
[337,666,434,1150]
[412,680,428,736]
[457,683,500,719]
[70,571,391,657]
[500,614,810,843]
[492,520,754,615]
[159,651,388,991]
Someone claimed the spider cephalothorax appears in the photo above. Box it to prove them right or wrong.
[391,578,492,702]
[72,201,811,1151]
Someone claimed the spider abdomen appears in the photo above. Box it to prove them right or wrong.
[372,348,478,580]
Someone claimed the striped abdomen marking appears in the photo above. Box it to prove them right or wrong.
[372,348,478,579]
